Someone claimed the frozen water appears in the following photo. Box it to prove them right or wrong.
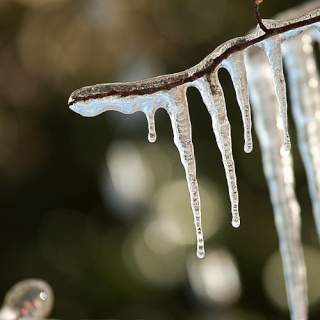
[222,51,253,153]
[283,30,320,241]
[193,75,240,229]
[246,47,307,320]
[166,85,204,259]
[68,6,320,318]
[260,36,291,151]
[146,111,157,143]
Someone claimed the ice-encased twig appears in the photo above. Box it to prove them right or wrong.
[246,47,307,320]
[283,30,320,241]
[167,85,204,259]
[221,51,253,153]
[68,7,320,108]
[193,75,240,229]
[68,3,320,262]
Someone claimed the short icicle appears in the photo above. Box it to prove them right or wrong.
[283,30,320,241]
[222,51,253,153]
[146,111,157,143]
[193,73,240,229]
[261,36,291,151]
[246,47,307,320]
[166,85,205,258]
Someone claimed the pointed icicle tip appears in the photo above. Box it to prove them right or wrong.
[167,85,205,259]
[232,218,240,228]
[146,112,157,143]
[197,249,205,259]
[244,142,253,154]
[148,132,157,143]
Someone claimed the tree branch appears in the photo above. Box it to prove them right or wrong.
[69,7,320,105]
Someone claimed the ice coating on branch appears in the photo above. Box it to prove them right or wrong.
[167,85,204,258]
[260,36,291,151]
[193,75,240,228]
[283,30,320,241]
[70,85,205,257]
[222,51,253,153]
[246,48,307,320]
[68,3,320,263]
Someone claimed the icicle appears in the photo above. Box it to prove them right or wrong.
[246,47,307,320]
[261,37,291,151]
[166,85,205,259]
[222,51,253,153]
[283,30,320,241]
[193,74,240,228]
[146,111,157,143]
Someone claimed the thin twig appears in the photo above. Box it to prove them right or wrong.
[254,0,269,33]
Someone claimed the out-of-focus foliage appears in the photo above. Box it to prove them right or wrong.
[0,0,319,319]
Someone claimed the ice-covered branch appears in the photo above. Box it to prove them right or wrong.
[69,3,320,260]
[68,8,320,105]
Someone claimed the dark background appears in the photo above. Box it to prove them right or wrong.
[0,0,319,319]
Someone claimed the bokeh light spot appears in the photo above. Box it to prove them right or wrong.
[38,209,100,274]
[187,248,241,306]
[153,178,225,246]
[263,246,320,312]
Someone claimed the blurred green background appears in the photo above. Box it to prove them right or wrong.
[0,0,320,319]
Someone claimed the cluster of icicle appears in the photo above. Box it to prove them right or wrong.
[69,2,320,319]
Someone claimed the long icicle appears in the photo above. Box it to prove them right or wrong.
[246,47,307,320]
[283,30,320,240]
[167,85,205,258]
[261,36,291,151]
[194,73,240,229]
[222,51,253,153]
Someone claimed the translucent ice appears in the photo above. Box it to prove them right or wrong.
[260,36,291,151]
[193,75,240,229]
[146,111,157,143]
[246,47,307,320]
[283,30,320,241]
[166,85,204,259]
[68,3,320,274]
[222,51,253,153]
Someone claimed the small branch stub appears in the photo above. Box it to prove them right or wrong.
[254,0,269,33]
